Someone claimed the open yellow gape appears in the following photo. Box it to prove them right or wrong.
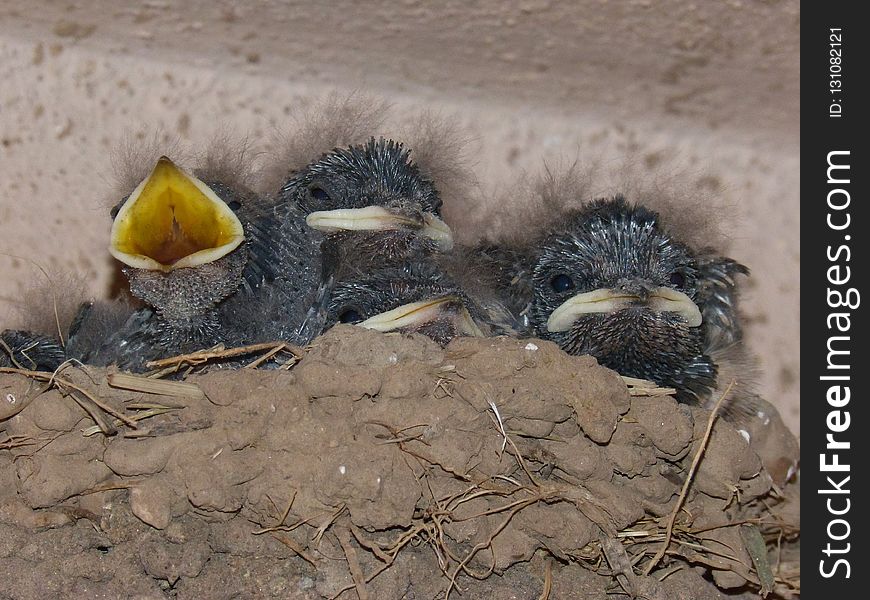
[109,157,245,272]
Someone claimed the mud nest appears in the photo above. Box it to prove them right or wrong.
[1,326,799,599]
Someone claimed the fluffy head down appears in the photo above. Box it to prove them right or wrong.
[323,260,490,346]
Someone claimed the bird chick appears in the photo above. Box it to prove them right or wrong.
[109,156,247,322]
[1,270,90,371]
[291,137,454,265]
[218,95,467,349]
[322,259,491,346]
[231,108,466,347]
[0,329,66,371]
[86,154,253,370]
[526,196,747,409]
[216,136,453,348]
[320,245,522,346]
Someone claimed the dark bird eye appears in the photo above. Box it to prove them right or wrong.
[227,200,241,211]
[338,308,362,323]
[309,186,330,202]
[669,271,686,288]
[550,274,575,293]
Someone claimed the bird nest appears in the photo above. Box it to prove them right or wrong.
[0,326,799,599]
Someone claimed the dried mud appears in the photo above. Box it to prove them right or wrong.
[1,327,799,599]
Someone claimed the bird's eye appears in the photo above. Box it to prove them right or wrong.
[227,200,241,211]
[550,274,575,293]
[338,308,362,324]
[309,186,331,202]
[669,271,686,288]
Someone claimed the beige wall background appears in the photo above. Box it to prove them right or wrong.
[0,0,799,433]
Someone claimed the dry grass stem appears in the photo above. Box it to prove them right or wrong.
[642,380,735,576]
[145,341,303,372]
[108,372,205,398]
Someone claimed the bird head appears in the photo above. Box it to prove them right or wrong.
[287,138,453,260]
[528,196,718,402]
[323,262,487,346]
[108,156,248,325]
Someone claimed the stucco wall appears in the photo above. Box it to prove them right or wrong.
[0,0,800,432]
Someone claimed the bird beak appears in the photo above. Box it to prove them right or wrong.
[109,156,245,273]
[546,286,703,333]
[305,206,454,251]
[357,296,484,337]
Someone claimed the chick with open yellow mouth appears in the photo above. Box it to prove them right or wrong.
[109,156,245,273]
[108,156,247,324]
[77,154,253,371]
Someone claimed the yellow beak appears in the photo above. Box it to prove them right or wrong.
[306,206,453,251]
[109,156,245,272]
[358,296,484,337]
[546,286,703,333]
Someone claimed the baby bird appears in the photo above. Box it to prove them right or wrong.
[216,136,457,350]
[292,138,453,261]
[474,162,767,420]
[516,191,799,482]
[82,153,254,370]
[0,329,66,371]
[321,255,517,345]
[525,196,746,408]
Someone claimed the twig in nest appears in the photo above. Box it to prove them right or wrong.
[0,337,27,370]
[642,380,735,576]
[271,533,318,567]
[0,434,34,450]
[145,341,303,373]
[488,400,508,455]
[349,523,392,563]
[2,365,136,434]
[81,406,179,437]
[444,494,543,599]
[313,504,348,544]
[336,526,370,600]
[108,372,205,399]
[245,342,300,369]
[253,513,320,535]
[485,398,538,487]
[368,421,430,446]
[250,494,319,566]
[655,564,685,582]
[538,558,553,600]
